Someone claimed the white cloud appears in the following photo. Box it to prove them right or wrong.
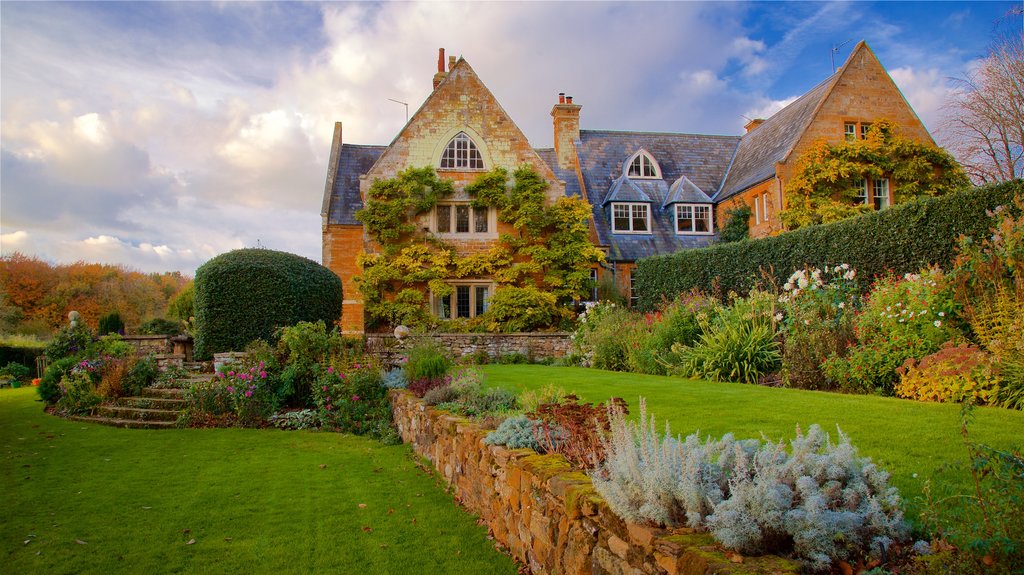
[888,66,954,135]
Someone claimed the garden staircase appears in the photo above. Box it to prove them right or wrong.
[69,372,210,429]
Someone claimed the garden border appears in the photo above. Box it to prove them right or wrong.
[389,390,798,575]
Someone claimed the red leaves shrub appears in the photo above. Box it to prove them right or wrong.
[529,395,628,470]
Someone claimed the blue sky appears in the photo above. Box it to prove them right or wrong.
[1,1,1020,274]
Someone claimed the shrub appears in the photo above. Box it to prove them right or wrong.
[422,384,458,406]
[313,364,394,439]
[823,268,962,395]
[627,292,714,375]
[98,312,125,335]
[896,343,1000,404]
[403,338,452,382]
[179,379,235,427]
[137,318,182,336]
[519,383,568,413]
[634,181,1023,310]
[44,323,93,361]
[718,203,752,243]
[381,367,407,389]
[667,293,781,385]
[54,370,102,416]
[276,321,342,406]
[484,415,544,451]
[778,265,860,390]
[485,286,564,333]
[572,302,638,371]
[193,248,342,360]
[593,398,907,572]
[950,198,1024,410]
[530,395,627,470]
[0,362,32,384]
[96,359,130,399]
[38,357,78,404]
[124,356,158,397]
[91,334,135,359]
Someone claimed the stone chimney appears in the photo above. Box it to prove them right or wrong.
[744,118,765,133]
[433,48,447,90]
[551,93,582,170]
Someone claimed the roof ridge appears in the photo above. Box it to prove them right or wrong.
[581,128,741,139]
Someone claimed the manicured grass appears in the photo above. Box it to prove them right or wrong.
[1,388,517,575]
[482,364,1024,523]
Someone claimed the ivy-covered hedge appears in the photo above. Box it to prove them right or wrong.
[635,181,1023,310]
[193,249,342,360]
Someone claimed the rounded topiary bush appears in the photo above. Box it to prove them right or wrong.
[193,249,342,360]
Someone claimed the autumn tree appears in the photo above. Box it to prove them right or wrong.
[781,119,969,230]
[942,31,1024,184]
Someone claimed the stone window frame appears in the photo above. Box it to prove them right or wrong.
[624,150,661,179]
[432,281,493,319]
[610,202,651,234]
[843,120,874,142]
[439,132,485,170]
[431,202,496,239]
[674,203,713,235]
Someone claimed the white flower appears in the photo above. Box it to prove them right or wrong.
[774,313,784,321]
[898,319,905,323]
[921,309,928,315]
[934,320,942,328]
[843,270,856,280]
[841,263,850,270]
[797,277,809,289]
[938,311,945,317]
[784,282,793,291]
[886,306,892,312]
[804,319,810,325]
[896,302,902,308]
[838,302,845,309]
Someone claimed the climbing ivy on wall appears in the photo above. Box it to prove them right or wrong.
[781,119,970,230]
[354,165,604,331]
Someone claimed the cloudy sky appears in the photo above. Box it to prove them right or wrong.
[1,1,1020,275]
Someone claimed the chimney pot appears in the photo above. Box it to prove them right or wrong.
[437,48,445,73]
[558,93,565,104]
[566,96,573,104]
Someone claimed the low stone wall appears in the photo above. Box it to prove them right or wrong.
[390,391,798,575]
[367,332,572,366]
[121,335,172,356]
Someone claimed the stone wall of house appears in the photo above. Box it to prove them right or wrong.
[366,333,572,366]
[389,391,798,575]
[121,335,172,356]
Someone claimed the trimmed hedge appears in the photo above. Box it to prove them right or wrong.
[635,181,1023,310]
[193,249,342,360]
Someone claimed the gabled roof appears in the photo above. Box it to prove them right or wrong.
[324,144,385,226]
[715,74,835,201]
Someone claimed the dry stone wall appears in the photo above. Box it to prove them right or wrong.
[367,333,571,367]
[390,391,798,575]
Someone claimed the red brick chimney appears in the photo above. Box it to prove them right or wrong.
[551,93,582,170]
[433,48,447,90]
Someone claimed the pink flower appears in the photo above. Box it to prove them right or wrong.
[322,385,328,391]
[227,386,235,393]
[327,366,334,374]
[227,371,235,377]
[260,371,267,378]
[351,395,360,401]
[244,390,252,398]
[217,372,225,379]
[259,361,265,369]
[354,363,361,369]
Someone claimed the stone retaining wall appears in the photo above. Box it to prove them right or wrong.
[368,333,572,367]
[389,391,798,575]
[121,335,172,356]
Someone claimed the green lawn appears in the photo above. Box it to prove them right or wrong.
[482,364,1024,522]
[1,387,517,575]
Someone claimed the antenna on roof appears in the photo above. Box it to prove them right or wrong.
[387,98,409,124]
[831,39,853,74]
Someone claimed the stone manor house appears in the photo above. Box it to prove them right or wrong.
[321,42,935,333]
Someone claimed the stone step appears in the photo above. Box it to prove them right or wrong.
[115,396,186,409]
[94,405,181,422]
[69,415,177,430]
[139,387,187,399]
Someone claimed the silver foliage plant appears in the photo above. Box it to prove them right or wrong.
[591,398,907,571]
[484,415,544,451]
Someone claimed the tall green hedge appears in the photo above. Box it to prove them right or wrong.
[635,181,1023,310]
[193,249,342,360]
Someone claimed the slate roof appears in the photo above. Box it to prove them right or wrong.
[324,144,385,225]
[571,130,740,262]
[715,74,836,201]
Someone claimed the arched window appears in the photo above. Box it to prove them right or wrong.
[439,132,484,169]
[625,151,660,179]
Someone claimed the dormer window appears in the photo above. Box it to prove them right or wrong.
[675,204,712,234]
[439,132,484,170]
[626,151,660,179]
[611,202,650,233]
